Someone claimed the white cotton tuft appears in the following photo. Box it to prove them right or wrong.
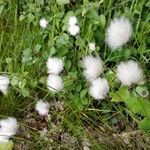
[0,135,9,143]
[89,78,109,100]
[39,18,48,29]
[47,57,64,75]
[47,74,63,92]
[68,25,80,36]
[0,75,10,95]
[35,100,50,116]
[88,43,96,52]
[116,60,143,86]
[0,117,19,143]
[106,17,132,49]
[82,56,103,81]
[69,16,77,26]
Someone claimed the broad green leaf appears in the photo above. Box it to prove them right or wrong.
[0,5,4,15]
[65,60,72,70]
[139,118,150,132]
[34,44,42,52]
[18,79,26,89]
[21,88,30,97]
[48,47,56,56]
[39,77,47,84]
[0,141,14,150]
[11,76,19,86]
[80,89,87,99]
[19,15,25,22]
[5,58,12,64]
[110,87,130,102]
[125,95,150,117]
[22,48,32,63]
[56,0,69,5]
[27,13,34,23]
[56,33,69,48]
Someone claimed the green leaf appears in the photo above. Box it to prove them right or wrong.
[65,60,72,70]
[110,87,130,102]
[18,79,26,89]
[11,76,19,86]
[56,33,69,48]
[27,13,34,23]
[0,141,14,150]
[125,96,150,117]
[0,5,4,15]
[39,76,47,84]
[48,47,57,56]
[80,89,87,99]
[56,0,69,5]
[19,15,25,22]
[34,44,42,53]
[5,58,12,64]
[22,48,32,63]
[139,118,150,132]
[21,88,30,97]
[99,14,106,27]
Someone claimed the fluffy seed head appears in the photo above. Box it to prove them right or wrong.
[35,100,50,116]
[69,16,77,26]
[39,18,48,29]
[47,57,64,75]
[0,75,10,95]
[82,56,103,81]
[106,17,132,49]
[116,60,143,86]
[89,78,109,100]
[47,74,63,92]
[88,42,96,52]
[0,117,19,143]
[68,25,80,36]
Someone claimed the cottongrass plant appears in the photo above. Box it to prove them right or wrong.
[0,75,10,95]
[82,55,103,82]
[35,100,50,116]
[116,60,143,86]
[46,57,64,92]
[106,17,132,49]
[0,118,19,143]
[82,55,109,100]
[47,57,64,75]
[39,18,48,29]
[68,16,80,36]
[89,78,109,100]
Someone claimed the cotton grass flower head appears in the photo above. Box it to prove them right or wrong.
[82,55,103,81]
[116,60,143,86]
[39,18,48,29]
[68,25,80,36]
[0,75,10,95]
[47,57,64,74]
[88,42,96,52]
[106,17,132,49]
[35,100,50,116]
[0,117,19,143]
[89,78,109,100]
[47,74,63,92]
[69,16,77,26]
